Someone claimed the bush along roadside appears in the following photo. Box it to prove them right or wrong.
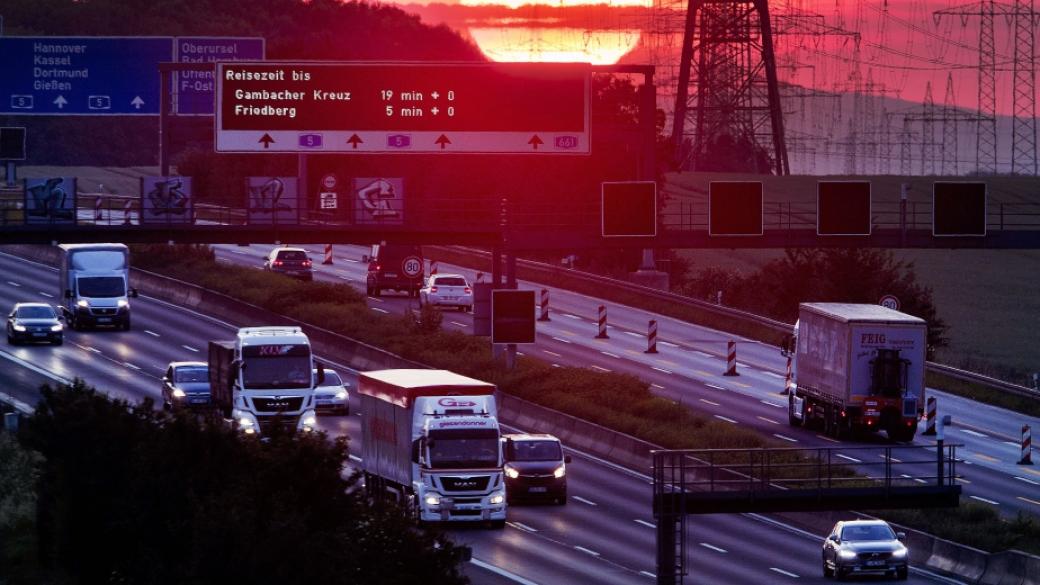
[129,244,1040,556]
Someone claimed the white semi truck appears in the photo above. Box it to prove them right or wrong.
[58,243,137,330]
[359,369,507,527]
[783,303,927,442]
[208,326,320,436]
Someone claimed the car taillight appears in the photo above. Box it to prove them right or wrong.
[273,260,283,266]
[464,287,472,294]
[430,286,438,293]
[303,260,312,267]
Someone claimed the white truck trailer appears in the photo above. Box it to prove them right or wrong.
[359,369,507,527]
[783,303,926,442]
[208,326,320,436]
[58,243,137,330]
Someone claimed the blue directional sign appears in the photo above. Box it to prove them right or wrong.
[0,37,173,115]
[174,37,264,115]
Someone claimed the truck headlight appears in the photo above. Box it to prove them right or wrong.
[50,323,63,332]
[302,414,317,427]
[12,324,26,332]
[838,549,857,560]
[489,492,505,505]
[553,465,566,479]
[425,493,441,507]
[504,464,520,479]
[172,388,186,398]
[77,299,89,308]
[117,299,128,308]
[238,416,255,427]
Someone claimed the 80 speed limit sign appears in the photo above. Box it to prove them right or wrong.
[401,256,423,278]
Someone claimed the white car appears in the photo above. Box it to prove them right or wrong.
[419,274,473,311]
[313,368,349,415]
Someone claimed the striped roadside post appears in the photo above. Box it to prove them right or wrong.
[94,196,103,221]
[1019,425,1033,465]
[922,396,937,436]
[323,244,334,265]
[538,288,551,322]
[595,305,609,339]
[780,356,792,395]
[723,340,739,376]
[645,320,658,354]
[430,261,438,276]
[122,200,133,225]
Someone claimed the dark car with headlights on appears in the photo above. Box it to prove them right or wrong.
[823,519,909,581]
[502,433,571,505]
[7,302,64,345]
[161,361,211,410]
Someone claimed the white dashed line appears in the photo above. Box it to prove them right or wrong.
[761,400,783,408]
[650,383,665,390]
[970,495,999,505]
[181,345,199,353]
[693,350,712,358]
[507,521,538,532]
[914,478,927,484]
[572,496,598,506]
[737,362,752,369]
[763,371,785,379]
[836,454,862,463]
[879,454,903,463]
[562,313,581,320]
[652,366,673,374]
[601,351,621,359]
[960,429,989,438]
[123,362,141,371]
[660,341,679,348]
[341,258,358,263]
[7,281,20,287]
[590,365,611,373]
[773,434,799,443]
[624,331,642,338]
[38,291,53,298]
[450,321,468,328]
[816,434,841,444]
[699,543,728,553]
[714,415,738,424]
[543,350,562,358]
[230,249,248,255]
[371,307,389,314]
[706,384,725,391]
[700,399,720,406]
[144,330,160,337]
[573,546,600,557]
[1014,476,1040,486]
[634,519,656,529]
[770,567,799,578]
[757,416,780,425]
[551,336,573,344]
[551,363,561,368]
[639,571,656,579]
[367,297,384,303]
[85,347,101,354]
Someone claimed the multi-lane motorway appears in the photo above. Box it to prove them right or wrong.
[0,246,1026,584]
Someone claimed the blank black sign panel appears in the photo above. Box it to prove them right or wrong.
[0,127,27,160]
[933,182,986,237]
[602,181,656,237]
[709,182,763,236]
[492,290,536,344]
[818,181,871,236]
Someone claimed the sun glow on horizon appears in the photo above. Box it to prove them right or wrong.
[467,27,641,64]
[459,0,653,8]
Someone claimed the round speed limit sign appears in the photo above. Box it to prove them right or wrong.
[401,256,423,278]
[879,295,900,311]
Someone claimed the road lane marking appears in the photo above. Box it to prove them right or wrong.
[763,372,785,379]
[450,321,468,328]
[1004,441,1021,447]
[639,571,656,579]
[657,359,678,367]
[552,364,561,368]
[370,307,389,314]
[181,345,199,353]
[1023,468,1040,477]
[634,519,656,529]
[660,341,679,348]
[757,416,780,425]
[85,347,101,354]
[700,399,720,406]
[737,362,752,369]
[367,296,383,303]
[695,370,716,377]
[731,382,752,388]
[543,350,562,358]
[38,291,53,297]
[507,521,538,532]
[973,453,998,463]
[970,495,999,505]
[144,330,160,337]
[706,383,725,391]
[572,496,597,506]
[816,434,841,444]
[562,313,581,320]
[1018,496,1040,507]
[573,546,600,557]
[1014,476,1040,486]
[650,383,665,390]
[761,400,783,408]
[770,568,799,578]
[601,351,621,358]
[123,362,141,371]
[699,543,727,553]
[230,249,248,255]
[624,331,642,338]
[961,429,990,438]
[773,434,798,443]
[836,454,862,463]
[551,336,572,344]
[590,365,611,373]
[652,366,673,374]
[6,281,20,287]
[714,415,738,424]
[956,477,971,484]
[880,454,903,463]
[469,558,542,585]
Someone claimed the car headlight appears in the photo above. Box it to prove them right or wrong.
[838,549,858,560]
[50,323,63,332]
[335,391,348,400]
[117,299,128,308]
[489,492,505,505]
[425,493,441,507]
[504,465,520,479]
[891,547,908,559]
[12,324,26,332]
[172,388,186,398]
[76,299,89,308]
[553,465,566,479]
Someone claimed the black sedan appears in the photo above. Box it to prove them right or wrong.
[7,302,64,345]
[161,361,211,410]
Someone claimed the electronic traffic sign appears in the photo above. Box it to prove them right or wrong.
[492,290,537,344]
[818,181,871,236]
[602,181,656,237]
[709,181,763,236]
[215,62,591,154]
[933,182,986,237]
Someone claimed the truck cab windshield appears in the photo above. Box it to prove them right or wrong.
[427,428,500,469]
[77,276,125,298]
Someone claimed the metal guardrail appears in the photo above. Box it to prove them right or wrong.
[436,246,1040,400]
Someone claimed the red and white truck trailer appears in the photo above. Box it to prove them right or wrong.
[783,303,926,441]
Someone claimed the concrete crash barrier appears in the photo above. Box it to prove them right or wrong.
[980,550,1040,585]
[926,538,988,581]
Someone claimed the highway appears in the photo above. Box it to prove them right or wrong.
[0,249,964,584]
[210,243,1040,517]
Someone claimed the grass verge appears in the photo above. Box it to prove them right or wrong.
[130,244,1040,556]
